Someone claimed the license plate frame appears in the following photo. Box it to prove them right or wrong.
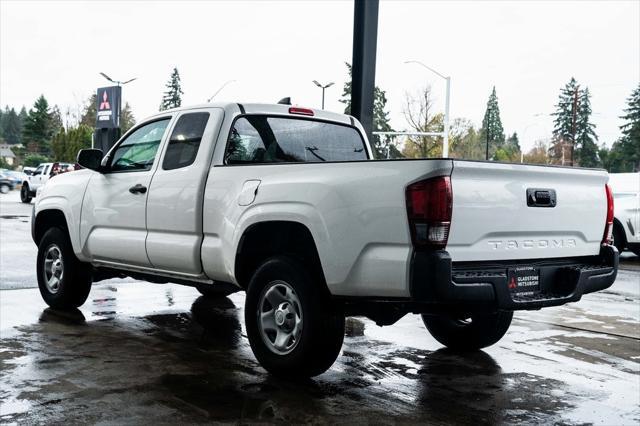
[507,266,541,297]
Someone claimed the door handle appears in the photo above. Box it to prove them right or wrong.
[129,184,147,194]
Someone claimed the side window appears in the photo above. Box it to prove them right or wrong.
[225,116,367,164]
[110,119,170,172]
[34,165,44,176]
[162,112,209,170]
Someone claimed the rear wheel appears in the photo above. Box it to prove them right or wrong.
[20,184,32,203]
[37,227,92,309]
[0,183,10,194]
[245,256,345,378]
[422,311,513,351]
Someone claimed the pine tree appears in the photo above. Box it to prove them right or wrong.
[479,86,505,159]
[50,105,64,134]
[551,78,580,164]
[80,94,97,128]
[609,84,640,172]
[1,107,22,145]
[339,63,395,158]
[160,67,183,111]
[51,125,92,162]
[574,88,599,167]
[120,102,136,133]
[23,95,54,153]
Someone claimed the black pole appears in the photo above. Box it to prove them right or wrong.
[485,131,489,160]
[351,0,379,144]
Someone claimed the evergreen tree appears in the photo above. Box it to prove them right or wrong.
[551,77,580,164]
[50,105,64,134]
[479,86,505,159]
[574,88,599,167]
[1,107,23,145]
[120,102,136,133]
[160,67,183,111]
[613,84,640,172]
[22,95,54,153]
[80,94,97,128]
[51,125,93,162]
[494,132,521,162]
[339,63,395,158]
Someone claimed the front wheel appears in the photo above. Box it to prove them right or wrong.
[0,184,10,194]
[422,311,513,351]
[37,227,92,309]
[245,256,345,378]
[20,184,32,203]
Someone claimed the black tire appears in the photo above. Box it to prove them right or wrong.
[37,227,92,309]
[422,311,513,351]
[20,184,32,203]
[245,256,345,378]
[0,183,10,194]
[196,283,239,298]
[612,224,626,254]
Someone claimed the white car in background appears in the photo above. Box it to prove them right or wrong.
[609,172,640,256]
[20,162,74,203]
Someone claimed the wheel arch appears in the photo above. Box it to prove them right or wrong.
[234,220,328,292]
[33,209,70,247]
[613,217,627,248]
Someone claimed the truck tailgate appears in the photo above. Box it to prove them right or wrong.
[447,161,608,262]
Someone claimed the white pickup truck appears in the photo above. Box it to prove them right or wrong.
[21,162,74,203]
[32,102,618,377]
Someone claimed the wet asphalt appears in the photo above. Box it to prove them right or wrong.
[1,190,639,424]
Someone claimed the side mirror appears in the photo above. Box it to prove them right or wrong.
[77,149,104,172]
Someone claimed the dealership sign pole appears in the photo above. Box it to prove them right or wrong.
[93,86,122,153]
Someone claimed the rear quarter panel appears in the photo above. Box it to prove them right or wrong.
[202,159,452,297]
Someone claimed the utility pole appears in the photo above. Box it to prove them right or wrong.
[570,85,579,167]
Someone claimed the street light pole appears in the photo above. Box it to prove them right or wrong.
[312,80,334,109]
[405,60,451,157]
[99,72,137,87]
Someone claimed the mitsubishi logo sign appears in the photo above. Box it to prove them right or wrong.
[95,86,121,129]
[99,90,111,110]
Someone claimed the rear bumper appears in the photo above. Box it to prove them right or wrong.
[410,245,618,311]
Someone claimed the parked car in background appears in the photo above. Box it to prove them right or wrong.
[20,162,74,203]
[609,172,640,256]
[0,171,16,194]
[0,169,26,187]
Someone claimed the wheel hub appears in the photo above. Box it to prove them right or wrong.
[43,244,64,294]
[257,281,303,355]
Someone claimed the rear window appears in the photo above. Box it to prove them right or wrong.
[225,116,367,164]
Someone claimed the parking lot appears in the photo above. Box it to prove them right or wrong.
[1,190,639,424]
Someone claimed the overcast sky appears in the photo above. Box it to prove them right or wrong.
[1,0,638,152]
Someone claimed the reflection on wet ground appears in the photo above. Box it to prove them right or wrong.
[0,282,639,424]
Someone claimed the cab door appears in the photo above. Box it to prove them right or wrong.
[145,108,222,274]
[80,118,172,266]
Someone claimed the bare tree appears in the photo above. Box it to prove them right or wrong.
[402,86,444,158]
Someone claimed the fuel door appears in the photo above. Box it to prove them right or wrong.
[238,179,261,206]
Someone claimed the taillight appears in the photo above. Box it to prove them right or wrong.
[289,107,314,116]
[602,183,614,245]
[406,176,452,250]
